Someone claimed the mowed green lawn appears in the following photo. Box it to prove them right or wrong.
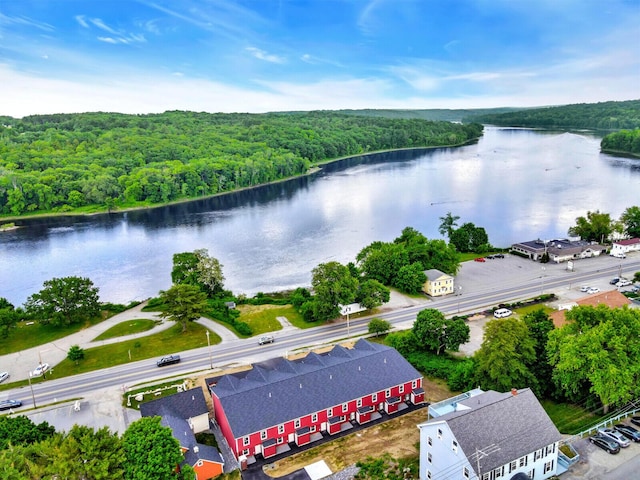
[92,319,159,341]
[236,304,319,331]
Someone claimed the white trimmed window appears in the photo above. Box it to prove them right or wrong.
[463,467,470,479]
[437,428,442,440]
[328,408,333,417]
[544,460,554,474]
[412,380,418,388]
[243,436,250,446]
[427,436,432,446]
[385,388,391,397]
[357,398,362,407]
[509,461,517,473]
[312,413,318,422]
[295,419,301,428]
[427,452,432,464]
[342,403,348,412]
[426,470,432,479]
[261,430,267,440]
[399,384,404,393]
[519,456,528,467]
[452,440,458,453]
[278,424,285,434]
[372,393,378,402]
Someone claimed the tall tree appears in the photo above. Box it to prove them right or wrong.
[158,284,208,333]
[0,298,18,338]
[567,210,614,243]
[24,276,100,327]
[356,279,390,310]
[438,212,460,239]
[473,317,537,392]
[522,309,555,397]
[0,416,55,450]
[311,261,359,321]
[449,222,489,253]
[171,249,225,297]
[368,318,392,337]
[620,205,640,238]
[356,241,409,285]
[123,416,183,480]
[393,263,427,294]
[548,305,640,411]
[412,308,470,355]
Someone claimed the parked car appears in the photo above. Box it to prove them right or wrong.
[32,363,50,376]
[494,253,505,258]
[610,252,626,259]
[580,285,591,292]
[493,308,512,318]
[156,355,181,367]
[632,285,640,293]
[614,424,640,442]
[586,287,600,294]
[616,279,632,287]
[598,428,631,448]
[0,372,9,383]
[258,335,275,345]
[610,277,621,285]
[589,434,620,454]
[0,399,22,411]
[474,257,486,262]
[631,417,640,427]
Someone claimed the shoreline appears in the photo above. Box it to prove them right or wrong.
[0,139,480,224]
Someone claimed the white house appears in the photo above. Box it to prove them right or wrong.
[611,238,640,255]
[418,388,561,480]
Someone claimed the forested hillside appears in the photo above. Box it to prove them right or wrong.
[335,107,525,122]
[462,99,640,130]
[601,128,640,156]
[0,111,483,217]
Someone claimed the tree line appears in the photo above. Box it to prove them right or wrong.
[601,128,640,156]
[462,99,640,131]
[0,111,483,217]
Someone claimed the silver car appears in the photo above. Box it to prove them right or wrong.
[598,428,631,448]
[0,371,9,383]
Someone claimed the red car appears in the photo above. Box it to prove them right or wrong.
[474,257,486,262]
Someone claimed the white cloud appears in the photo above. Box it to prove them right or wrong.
[246,47,285,64]
[98,37,118,44]
[75,15,89,28]
[90,18,119,35]
[0,12,55,32]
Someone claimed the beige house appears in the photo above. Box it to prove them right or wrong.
[422,269,454,297]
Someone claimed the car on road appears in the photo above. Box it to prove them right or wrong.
[586,287,600,294]
[610,251,626,259]
[589,434,620,454]
[580,285,591,292]
[0,399,22,411]
[156,355,181,367]
[631,417,640,427]
[473,257,486,262]
[493,308,512,318]
[598,428,631,448]
[614,424,640,442]
[258,335,275,345]
[616,279,632,287]
[32,363,50,376]
[0,372,9,383]
[610,277,621,285]
[494,253,505,258]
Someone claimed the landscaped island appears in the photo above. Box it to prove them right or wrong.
[0,111,483,218]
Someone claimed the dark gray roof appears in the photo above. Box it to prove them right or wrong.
[140,387,208,419]
[140,388,223,467]
[210,339,422,438]
[430,389,561,474]
[424,269,448,279]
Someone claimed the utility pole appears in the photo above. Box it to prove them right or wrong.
[206,330,213,370]
[28,373,37,409]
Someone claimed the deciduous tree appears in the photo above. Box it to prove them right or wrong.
[412,308,470,355]
[123,416,183,480]
[158,284,208,333]
[620,205,640,238]
[473,317,537,392]
[438,212,460,239]
[25,276,100,327]
[356,279,390,310]
[368,318,392,337]
[67,344,85,365]
[311,261,358,321]
[567,210,614,243]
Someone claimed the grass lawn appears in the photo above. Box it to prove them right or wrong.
[541,399,602,434]
[92,319,159,341]
[49,322,221,378]
[0,315,107,354]
[237,304,318,331]
[514,304,555,316]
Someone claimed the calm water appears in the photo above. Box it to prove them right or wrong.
[1,127,639,306]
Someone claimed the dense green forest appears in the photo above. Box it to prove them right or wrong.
[334,107,525,122]
[462,99,640,130]
[0,111,482,217]
[601,128,640,156]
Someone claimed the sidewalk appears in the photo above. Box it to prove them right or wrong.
[0,302,242,383]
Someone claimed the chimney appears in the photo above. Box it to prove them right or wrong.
[194,446,199,454]
[511,388,518,396]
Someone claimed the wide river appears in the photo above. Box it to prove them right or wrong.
[1,127,639,306]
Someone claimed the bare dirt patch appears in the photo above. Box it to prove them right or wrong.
[264,377,455,477]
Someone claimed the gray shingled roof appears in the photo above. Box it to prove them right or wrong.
[432,389,561,474]
[140,387,208,419]
[210,339,422,438]
[424,269,448,280]
[140,388,223,467]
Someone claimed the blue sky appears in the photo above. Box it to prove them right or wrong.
[1,0,639,117]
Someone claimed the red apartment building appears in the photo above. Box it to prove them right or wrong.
[209,339,425,460]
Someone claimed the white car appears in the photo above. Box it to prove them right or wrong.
[0,371,9,383]
[580,285,591,292]
[616,279,632,287]
[32,363,50,376]
[610,252,626,259]
[598,428,631,448]
[586,287,600,294]
[493,308,512,318]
